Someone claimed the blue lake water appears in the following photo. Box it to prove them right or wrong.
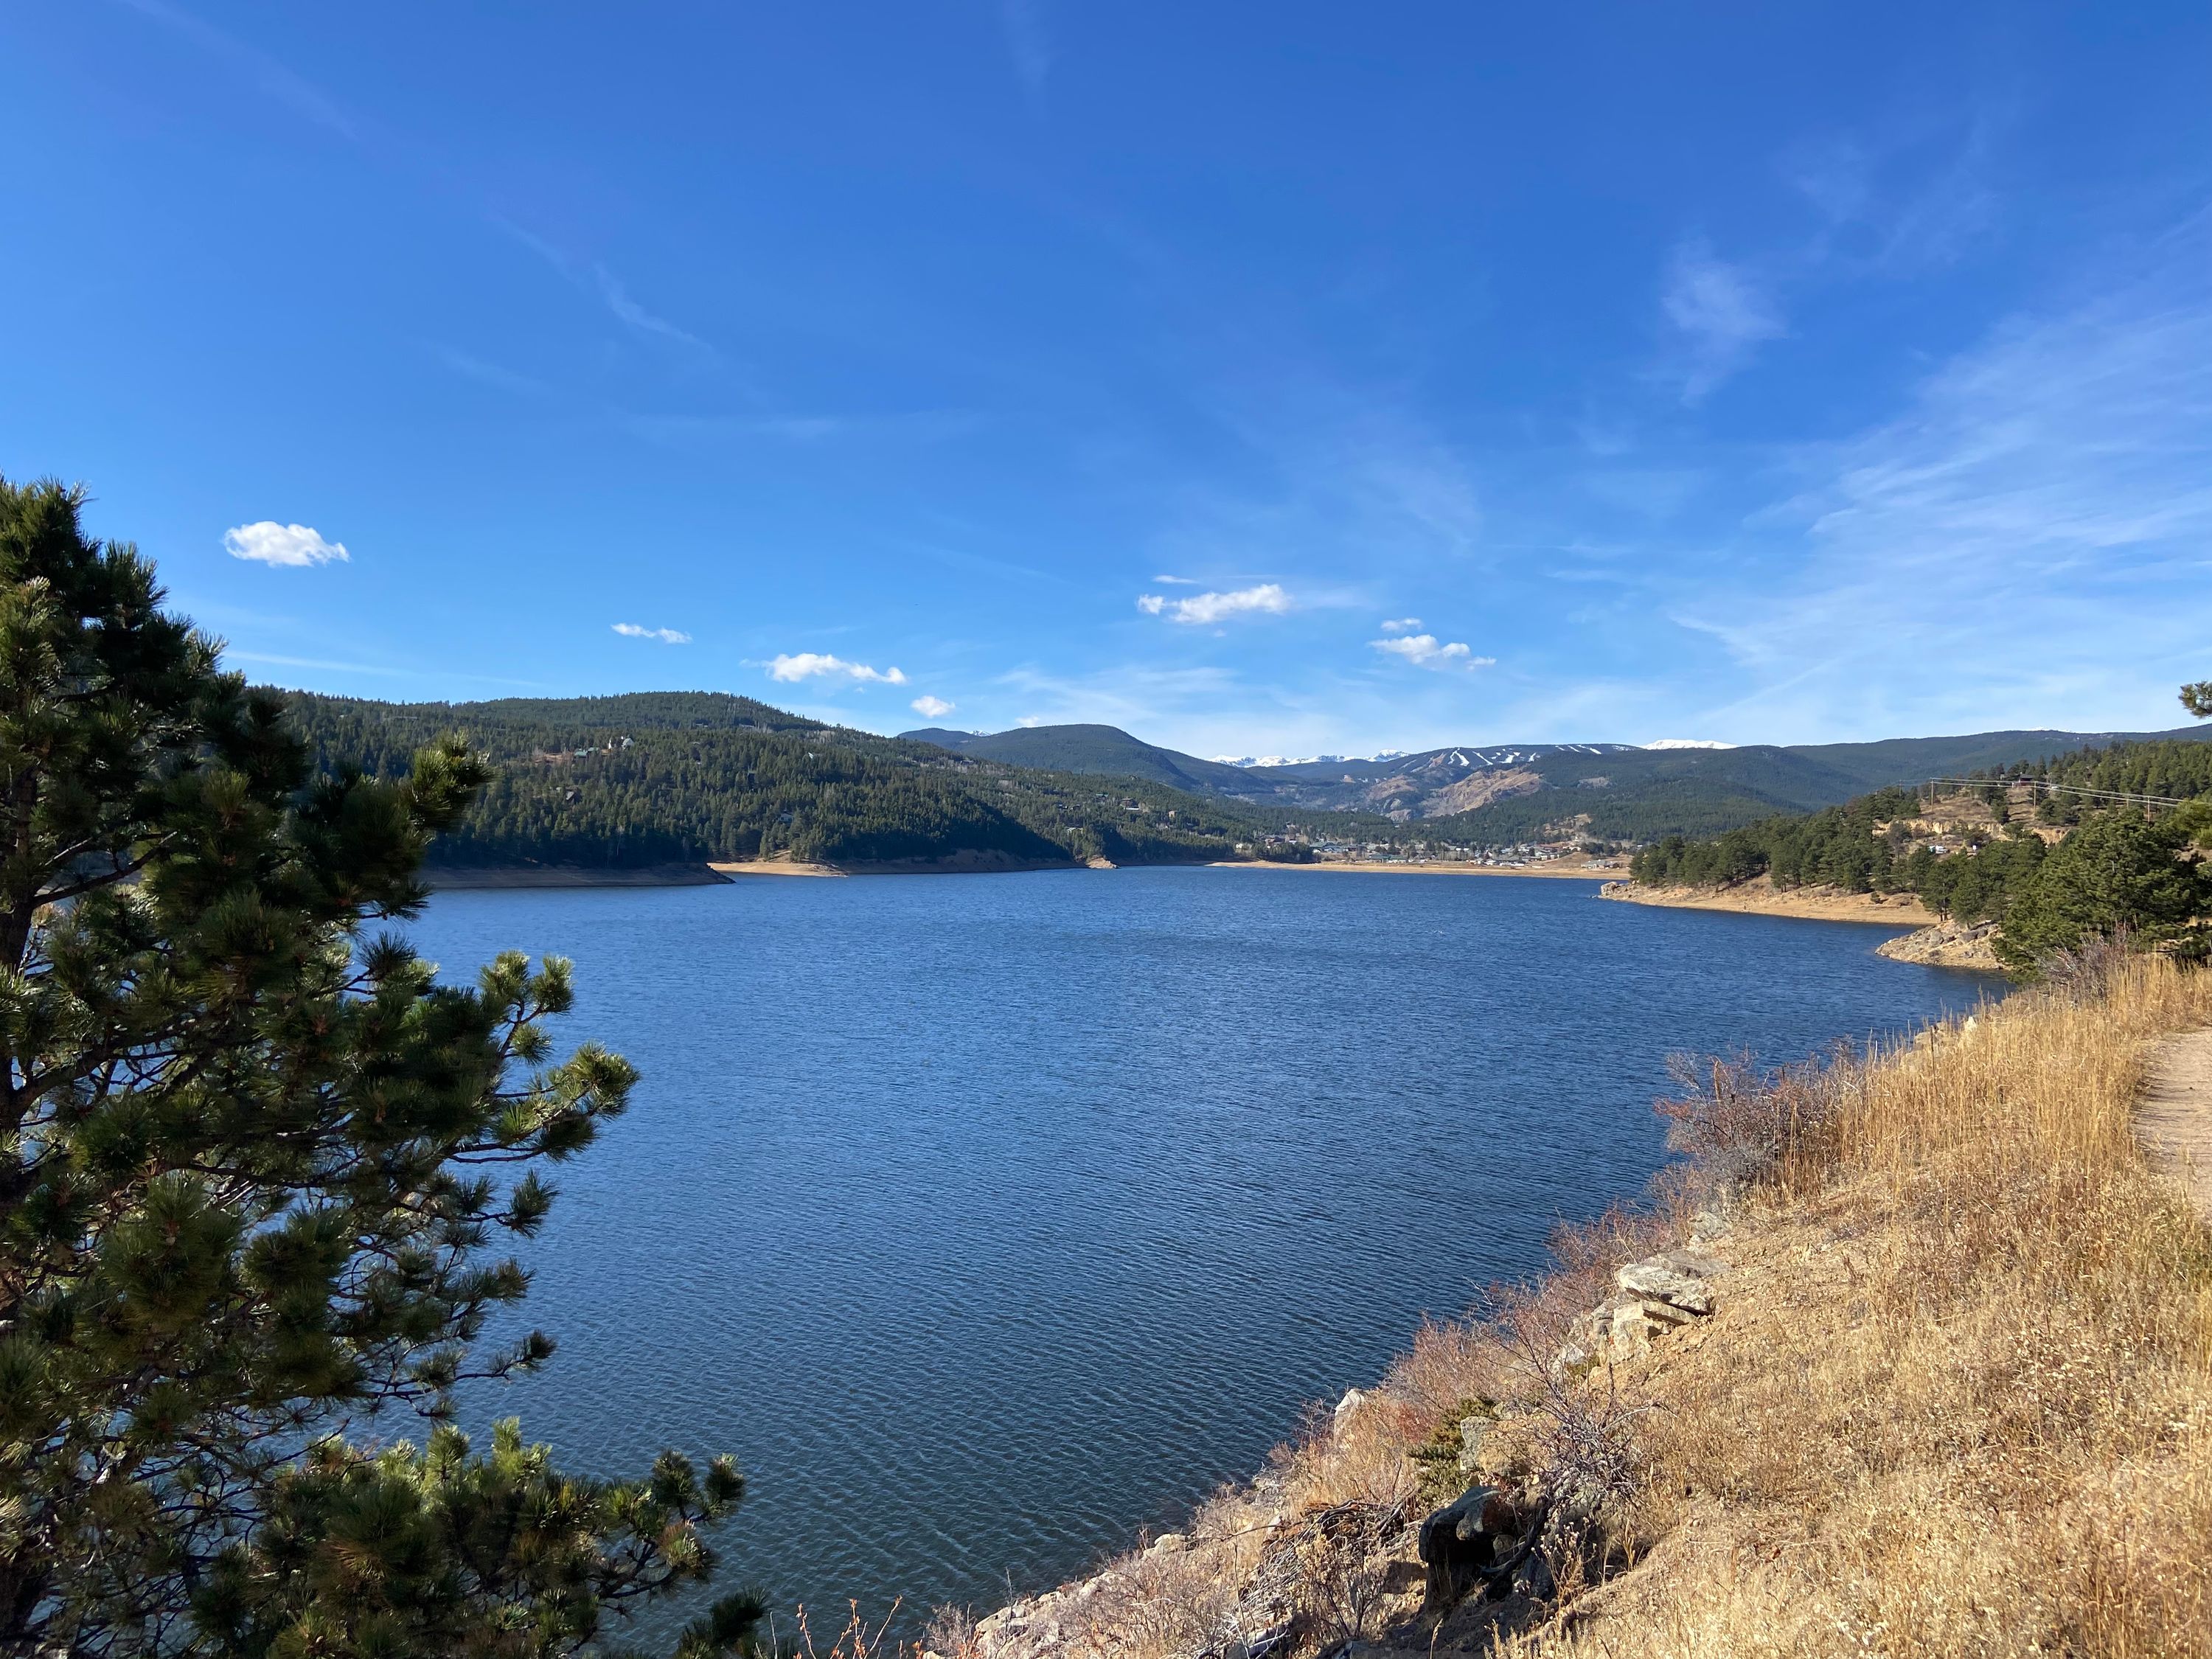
[409,869,1991,1630]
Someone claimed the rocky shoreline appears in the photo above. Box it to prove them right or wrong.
[1598,877,2005,971]
[1597,877,1934,925]
[938,1213,1745,1659]
[1874,917,2003,970]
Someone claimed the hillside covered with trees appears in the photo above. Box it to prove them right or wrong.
[282,691,1407,869]
[1628,738,2212,973]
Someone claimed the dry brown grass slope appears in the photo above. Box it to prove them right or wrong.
[952,956,2212,1659]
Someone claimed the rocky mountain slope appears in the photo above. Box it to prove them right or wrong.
[905,723,2212,839]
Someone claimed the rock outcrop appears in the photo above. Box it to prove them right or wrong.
[1876,917,2003,970]
[1556,1227,1732,1377]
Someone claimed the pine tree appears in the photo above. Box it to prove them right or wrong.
[0,479,761,1658]
[1994,809,2209,975]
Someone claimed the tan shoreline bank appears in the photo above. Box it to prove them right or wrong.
[1599,875,1935,925]
[712,852,1086,877]
[1209,860,1625,880]
[425,864,731,890]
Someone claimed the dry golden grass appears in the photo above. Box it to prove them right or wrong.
[1494,955,2212,1658]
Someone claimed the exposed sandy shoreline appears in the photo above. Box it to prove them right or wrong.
[425,864,731,889]
[431,855,1630,887]
[1600,876,1936,925]
[712,852,1091,877]
[1208,859,1625,879]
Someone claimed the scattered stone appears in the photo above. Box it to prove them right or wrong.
[1334,1387,1368,1424]
[1147,1531,1187,1554]
[1614,1249,1728,1313]
[1688,1208,1732,1246]
[1602,1295,1698,1361]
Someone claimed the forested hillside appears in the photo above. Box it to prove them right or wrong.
[281,691,1399,869]
[1627,738,2212,973]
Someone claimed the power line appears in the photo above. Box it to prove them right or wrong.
[1919,777,2191,810]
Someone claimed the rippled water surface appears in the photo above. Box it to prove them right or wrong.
[413,869,1989,1627]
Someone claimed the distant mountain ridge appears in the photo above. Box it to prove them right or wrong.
[900,720,2212,832]
[271,689,2212,876]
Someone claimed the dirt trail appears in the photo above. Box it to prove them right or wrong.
[2139,1029,2212,1223]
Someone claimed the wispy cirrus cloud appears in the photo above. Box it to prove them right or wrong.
[495,219,712,354]
[1660,237,1784,402]
[1782,108,2007,279]
[1135,583,1290,625]
[591,264,709,350]
[1379,616,1421,633]
[1669,209,2212,738]
[613,622,691,644]
[1370,633,1492,671]
[225,522,349,567]
[114,0,357,140]
[765,652,908,686]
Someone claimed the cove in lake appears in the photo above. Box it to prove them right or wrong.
[411,869,1991,1629]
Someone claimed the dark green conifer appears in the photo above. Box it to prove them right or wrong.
[0,478,759,1658]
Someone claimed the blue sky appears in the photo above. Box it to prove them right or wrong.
[6,3,2211,756]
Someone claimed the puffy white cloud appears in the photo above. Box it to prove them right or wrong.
[223,521,349,567]
[1370,633,1494,670]
[766,653,908,686]
[612,622,692,644]
[1380,616,1422,633]
[910,694,956,718]
[1135,583,1291,625]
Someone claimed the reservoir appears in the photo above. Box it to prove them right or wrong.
[412,868,1989,1628]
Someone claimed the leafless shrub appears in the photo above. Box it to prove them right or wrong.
[1476,1301,1657,1602]
[1655,1043,1860,1195]
[1057,1545,1242,1659]
[792,1601,906,1659]
[922,1603,979,1659]
[1247,1499,1409,1650]
[2039,925,2138,1001]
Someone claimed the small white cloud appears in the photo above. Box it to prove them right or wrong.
[1662,237,1785,401]
[1137,583,1292,626]
[223,521,349,567]
[1370,633,1494,671]
[910,694,956,719]
[1380,616,1422,633]
[1015,714,1044,728]
[612,622,692,644]
[765,652,908,686]
[1152,573,1198,585]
